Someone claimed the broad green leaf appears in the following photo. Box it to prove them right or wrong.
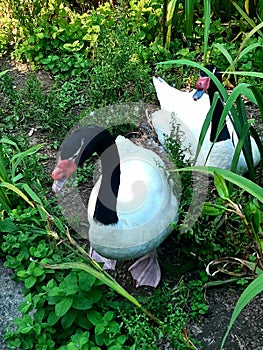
[0,218,18,232]
[55,297,73,318]
[95,323,105,335]
[87,310,103,326]
[104,311,114,322]
[61,309,78,329]
[47,311,60,326]
[25,276,37,289]
[72,296,93,310]
[42,261,160,324]
[78,271,96,292]
[202,202,226,216]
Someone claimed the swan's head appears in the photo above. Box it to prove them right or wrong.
[193,65,221,100]
[52,156,77,192]
[51,125,109,192]
[51,125,118,193]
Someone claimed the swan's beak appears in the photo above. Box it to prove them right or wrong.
[52,177,67,193]
[193,89,205,100]
[193,76,210,100]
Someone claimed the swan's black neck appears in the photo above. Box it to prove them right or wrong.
[207,78,231,143]
[61,126,120,225]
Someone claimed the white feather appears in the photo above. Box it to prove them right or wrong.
[88,136,178,260]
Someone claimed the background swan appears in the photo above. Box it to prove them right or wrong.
[152,66,260,173]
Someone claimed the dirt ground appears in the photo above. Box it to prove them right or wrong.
[1,55,263,350]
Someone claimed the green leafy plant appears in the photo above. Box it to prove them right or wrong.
[203,173,263,258]
[200,172,263,350]
[0,136,42,211]
[174,166,263,350]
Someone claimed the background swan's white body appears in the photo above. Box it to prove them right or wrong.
[152,76,260,173]
[88,135,178,260]
[152,76,211,144]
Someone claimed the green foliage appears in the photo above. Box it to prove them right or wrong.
[2,189,134,349]
[203,172,263,255]
[0,136,42,211]
[1,2,263,349]
[183,169,263,349]
[0,2,18,56]
[120,278,207,349]
[86,22,152,107]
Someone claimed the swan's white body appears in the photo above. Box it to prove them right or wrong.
[152,76,261,173]
[88,135,178,260]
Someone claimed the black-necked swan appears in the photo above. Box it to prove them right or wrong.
[192,65,261,173]
[152,76,210,145]
[52,125,178,288]
[152,66,260,173]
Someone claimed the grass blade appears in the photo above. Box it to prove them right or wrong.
[203,0,211,65]
[11,144,43,179]
[184,0,194,37]
[174,166,263,203]
[0,144,9,182]
[166,0,178,49]
[231,0,263,37]
[0,182,35,208]
[238,42,262,61]
[220,274,263,349]
[214,43,235,71]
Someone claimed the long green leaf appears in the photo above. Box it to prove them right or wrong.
[0,137,20,152]
[203,0,211,65]
[250,86,263,121]
[11,144,43,179]
[166,0,178,49]
[238,42,262,60]
[174,167,263,203]
[214,43,234,69]
[22,183,46,220]
[231,1,263,37]
[220,274,263,349]
[238,21,263,57]
[184,0,194,37]
[0,190,12,211]
[194,92,219,164]
[227,71,263,79]
[0,182,35,207]
[157,59,229,98]
[0,144,9,182]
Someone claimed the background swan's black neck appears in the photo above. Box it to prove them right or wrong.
[208,84,231,143]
